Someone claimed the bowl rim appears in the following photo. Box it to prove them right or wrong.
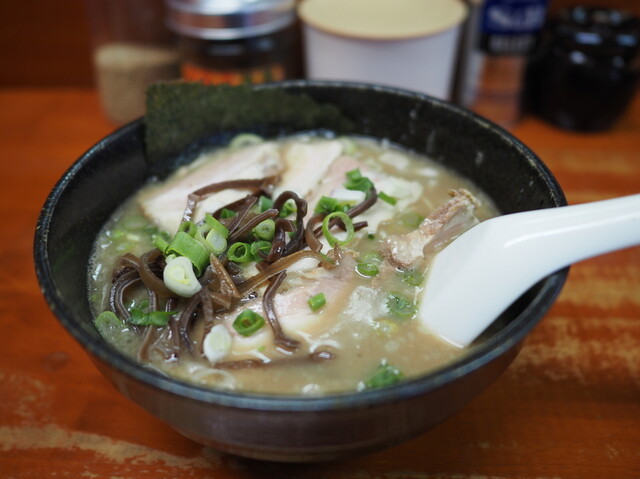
[34,79,568,412]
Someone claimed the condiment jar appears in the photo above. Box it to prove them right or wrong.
[165,0,302,85]
[298,0,468,101]
[528,6,640,132]
[86,0,181,124]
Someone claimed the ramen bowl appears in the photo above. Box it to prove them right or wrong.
[34,80,567,462]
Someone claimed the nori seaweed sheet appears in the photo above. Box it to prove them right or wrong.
[144,82,353,165]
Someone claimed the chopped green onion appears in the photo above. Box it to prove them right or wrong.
[339,137,358,155]
[109,229,125,240]
[178,221,198,236]
[308,292,326,311]
[359,251,383,264]
[166,231,210,275]
[227,242,253,263]
[356,262,379,277]
[204,213,229,238]
[357,250,382,277]
[321,211,355,247]
[400,269,424,286]
[378,191,398,206]
[400,211,424,229]
[374,319,399,338]
[128,298,149,311]
[203,324,233,363]
[229,133,264,149]
[153,232,171,254]
[367,233,376,240]
[314,196,350,215]
[386,293,417,319]
[250,240,272,261]
[363,361,404,389]
[258,196,273,213]
[94,311,125,335]
[163,256,203,297]
[129,308,176,327]
[123,215,149,231]
[253,219,276,240]
[344,168,374,193]
[220,208,237,219]
[204,229,227,256]
[279,199,297,218]
[233,310,265,336]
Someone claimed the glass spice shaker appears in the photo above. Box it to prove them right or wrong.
[86,0,181,124]
[165,0,302,85]
[528,6,640,132]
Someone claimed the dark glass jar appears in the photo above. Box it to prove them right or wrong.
[528,6,640,131]
[165,0,302,85]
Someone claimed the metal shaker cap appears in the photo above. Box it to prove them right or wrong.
[165,0,296,40]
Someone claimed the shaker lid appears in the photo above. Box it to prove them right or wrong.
[298,0,468,41]
[165,0,296,40]
[555,6,640,51]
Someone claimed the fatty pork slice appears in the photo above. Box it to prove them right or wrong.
[138,142,283,235]
[381,189,480,269]
[139,139,344,235]
[273,139,344,199]
[305,155,424,229]
[211,252,358,364]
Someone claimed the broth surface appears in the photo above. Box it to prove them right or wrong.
[89,135,498,395]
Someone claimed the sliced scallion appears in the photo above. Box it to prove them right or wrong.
[204,213,229,238]
[400,269,424,286]
[227,242,253,263]
[344,168,374,193]
[178,221,198,236]
[386,293,416,319]
[378,191,398,206]
[308,292,326,311]
[250,240,272,261]
[163,256,203,297]
[153,232,171,254]
[321,211,355,247]
[359,251,383,264]
[229,133,264,149]
[258,195,273,213]
[220,208,237,219]
[166,231,209,275]
[203,324,233,363]
[123,215,149,231]
[314,196,350,215]
[129,308,176,327]
[356,262,379,277]
[204,229,227,255]
[94,311,124,334]
[279,199,297,218]
[233,310,266,336]
[363,361,404,389]
[253,218,276,240]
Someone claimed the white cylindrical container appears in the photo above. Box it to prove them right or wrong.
[298,0,468,100]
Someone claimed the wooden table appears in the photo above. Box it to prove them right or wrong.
[1,88,639,478]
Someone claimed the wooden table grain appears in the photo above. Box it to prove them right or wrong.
[1,88,639,479]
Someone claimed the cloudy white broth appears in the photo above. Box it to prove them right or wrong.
[89,134,498,395]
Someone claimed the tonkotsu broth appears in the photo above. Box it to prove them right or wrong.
[89,135,498,395]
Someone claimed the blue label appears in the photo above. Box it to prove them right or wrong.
[480,0,548,54]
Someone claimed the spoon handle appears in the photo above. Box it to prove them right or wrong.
[494,193,640,270]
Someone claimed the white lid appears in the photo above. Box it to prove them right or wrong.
[298,0,468,40]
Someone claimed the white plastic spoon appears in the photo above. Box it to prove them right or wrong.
[419,194,640,347]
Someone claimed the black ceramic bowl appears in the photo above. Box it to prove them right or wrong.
[34,81,567,462]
